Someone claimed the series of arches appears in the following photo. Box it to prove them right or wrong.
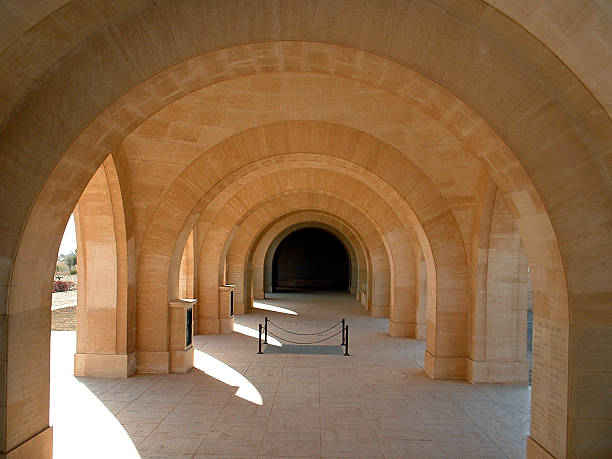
[257,217,363,297]
[0,2,610,458]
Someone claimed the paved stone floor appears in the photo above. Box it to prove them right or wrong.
[51,292,530,458]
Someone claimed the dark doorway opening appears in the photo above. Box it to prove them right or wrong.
[272,227,350,292]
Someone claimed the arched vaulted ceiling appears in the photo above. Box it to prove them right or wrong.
[242,212,369,296]
[0,2,610,457]
[3,2,609,332]
[121,71,482,254]
[0,0,610,121]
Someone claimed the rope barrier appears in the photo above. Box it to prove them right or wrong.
[258,317,349,355]
[268,329,343,345]
[267,319,342,336]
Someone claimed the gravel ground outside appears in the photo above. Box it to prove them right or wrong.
[52,306,76,331]
[52,290,77,310]
[52,274,77,330]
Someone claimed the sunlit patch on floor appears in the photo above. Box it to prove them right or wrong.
[252,301,298,315]
[233,322,282,346]
[193,349,263,405]
[50,331,140,459]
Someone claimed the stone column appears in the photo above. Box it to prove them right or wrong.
[226,268,250,315]
[389,251,418,338]
[218,285,235,334]
[0,298,54,458]
[252,264,265,300]
[178,231,196,299]
[73,162,135,378]
[415,250,427,340]
[168,299,196,373]
[369,272,390,318]
[468,191,529,384]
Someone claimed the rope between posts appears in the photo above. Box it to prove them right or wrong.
[267,319,342,335]
[268,329,343,345]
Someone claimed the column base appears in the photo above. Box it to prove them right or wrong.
[424,350,466,379]
[1,426,52,459]
[389,320,416,337]
[416,324,427,341]
[219,317,234,334]
[234,301,248,315]
[466,358,529,384]
[370,305,390,317]
[136,350,169,373]
[526,436,555,458]
[197,318,234,334]
[170,346,194,373]
[359,291,368,308]
[199,318,220,334]
[254,290,265,300]
[74,352,136,378]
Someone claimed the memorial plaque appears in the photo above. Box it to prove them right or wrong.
[186,307,193,347]
[530,316,568,458]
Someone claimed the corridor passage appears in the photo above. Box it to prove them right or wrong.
[51,293,530,458]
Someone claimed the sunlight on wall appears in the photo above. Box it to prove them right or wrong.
[253,301,298,315]
[193,349,263,405]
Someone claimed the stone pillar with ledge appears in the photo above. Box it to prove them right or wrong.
[370,305,390,317]
[74,353,137,379]
[389,320,416,338]
[424,352,467,380]
[244,296,254,313]
[424,274,469,380]
[370,273,390,317]
[252,264,265,300]
[218,285,235,334]
[389,281,418,338]
[73,161,136,379]
[415,250,427,340]
[168,299,196,373]
[227,269,252,315]
[0,427,53,459]
[467,187,530,385]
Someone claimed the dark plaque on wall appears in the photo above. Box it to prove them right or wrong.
[186,307,193,347]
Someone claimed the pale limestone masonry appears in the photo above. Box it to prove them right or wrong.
[0,1,610,458]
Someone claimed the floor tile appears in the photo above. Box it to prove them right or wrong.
[50,292,531,459]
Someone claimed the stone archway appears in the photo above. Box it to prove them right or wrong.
[219,198,388,319]
[133,122,468,371]
[270,227,350,292]
[1,3,609,455]
[261,221,361,298]
[191,167,419,336]
[226,210,370,312]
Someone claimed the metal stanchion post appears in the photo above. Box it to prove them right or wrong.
[344,325,350,356]
[258,324,263,354]
[264,317,268,344]
[341,318,346,345]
